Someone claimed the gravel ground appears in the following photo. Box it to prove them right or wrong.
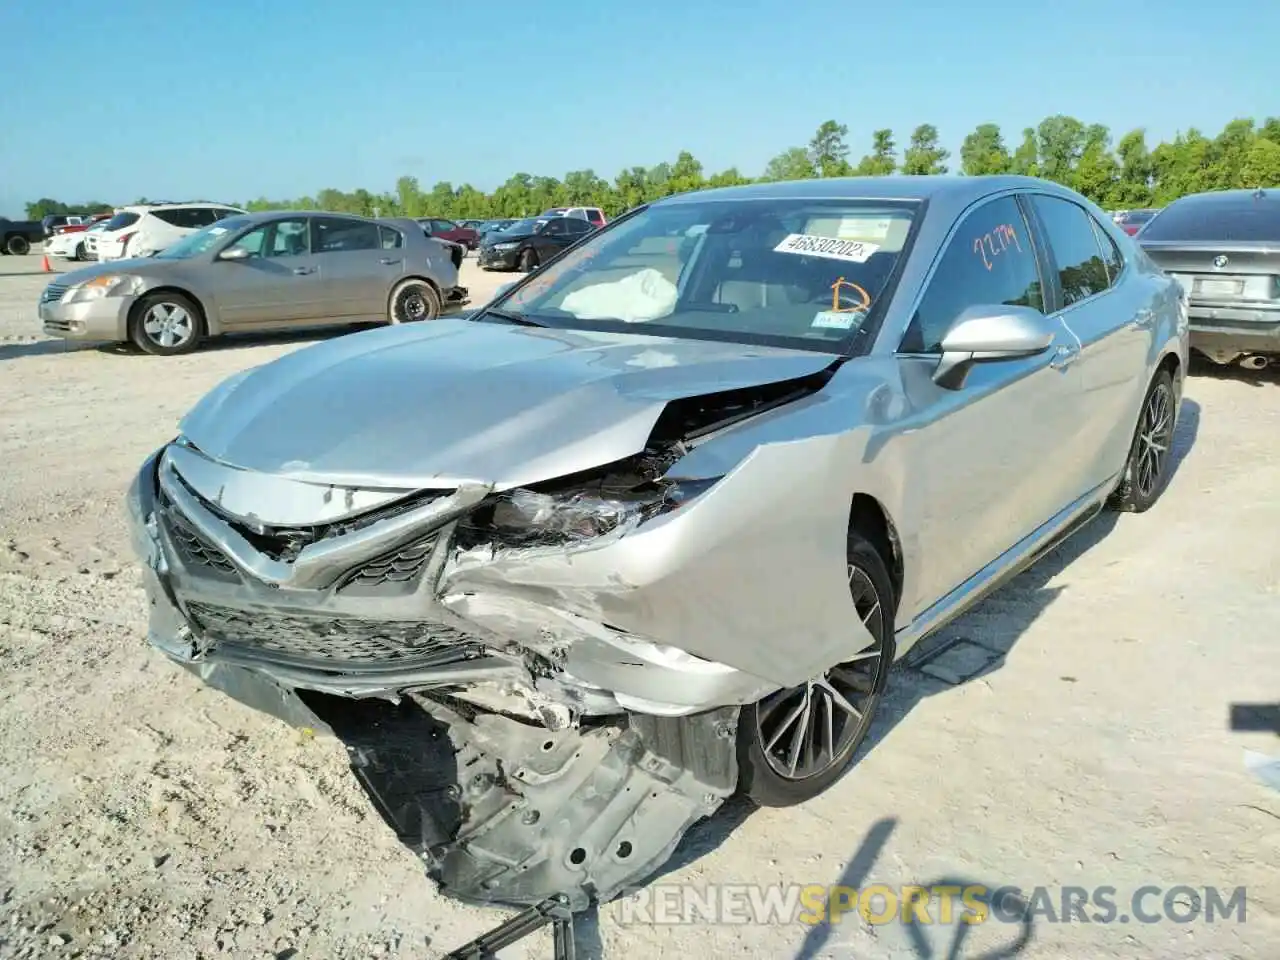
[0,251,1277,959]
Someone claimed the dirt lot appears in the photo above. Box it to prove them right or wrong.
[0,251,1277,959]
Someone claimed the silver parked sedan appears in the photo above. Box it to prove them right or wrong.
[125,176,1187,908]
[38,211,468,355]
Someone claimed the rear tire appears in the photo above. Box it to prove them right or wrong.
[5,235,30,256]
[1108,368,1176,513]
[74,242,86,261]
[128,292,203,356]
[737,533,896,807]
[388,279,441,324]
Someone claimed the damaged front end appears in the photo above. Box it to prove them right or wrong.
[125,368,847,908]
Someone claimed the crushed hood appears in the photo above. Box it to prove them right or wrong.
[179,318,837,488]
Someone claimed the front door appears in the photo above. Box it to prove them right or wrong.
[211,217,322,326]
[894,193,1085,619]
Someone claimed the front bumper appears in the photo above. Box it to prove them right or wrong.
[477,247,519,270]
[39,294,133,341]
[1188,305,1280,359]
[125,448,745,908]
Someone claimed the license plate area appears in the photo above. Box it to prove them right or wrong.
[1195,277,1244,297]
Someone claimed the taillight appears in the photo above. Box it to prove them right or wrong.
[118,232,135,249]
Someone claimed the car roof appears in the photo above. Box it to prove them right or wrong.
[654,175,1052,206]
[1168,188,1273,205]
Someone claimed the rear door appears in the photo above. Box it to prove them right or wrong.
[210,217,323,326]
[312,216,397,320]
[896,192,1085,618]
[1025,194,1153,493]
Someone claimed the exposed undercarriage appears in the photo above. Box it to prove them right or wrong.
[127,368,842,908]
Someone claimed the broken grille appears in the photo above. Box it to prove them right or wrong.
[184,601,484,665]
[159,496,236,576]
[340,536,437,590]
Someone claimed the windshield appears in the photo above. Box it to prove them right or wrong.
[154,217,252,259]
[491,197,919,350]
[1141,194,1280,243]
[498,218,548,236]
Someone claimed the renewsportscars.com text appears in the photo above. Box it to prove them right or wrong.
[616,883,1248,926]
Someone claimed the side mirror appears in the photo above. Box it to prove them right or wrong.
[932,305,1054,390]
[218,246,251,262]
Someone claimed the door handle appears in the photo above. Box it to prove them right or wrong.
[379,257,401,265]
[292,266,316,275]
[1049,344,1080,370]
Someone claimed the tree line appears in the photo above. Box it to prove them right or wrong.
[25,114,1280,223]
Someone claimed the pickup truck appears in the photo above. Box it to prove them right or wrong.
[0,218,44,255]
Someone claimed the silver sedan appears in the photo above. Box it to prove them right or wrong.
[125,175,1187,907]
[38,211,467,355]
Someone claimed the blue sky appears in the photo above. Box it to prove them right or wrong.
[1,0,1275,217]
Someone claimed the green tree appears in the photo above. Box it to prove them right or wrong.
[901,124,949,175]
[1112,129,1153,206]
[1240,136,1280,187]
[854,129,897,176]
[808,120,852,177]
[1010,128,1039,177]
[763,146,816,181]
[1071,124,1119,204]
[1036,115,1087,184]
[959,124,1011,176]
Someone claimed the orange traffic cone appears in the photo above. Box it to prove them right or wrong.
[41,254,51,272]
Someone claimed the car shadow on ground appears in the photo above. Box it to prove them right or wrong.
[610,398,1203,955]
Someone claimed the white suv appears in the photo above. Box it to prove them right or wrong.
[92,202,246,261]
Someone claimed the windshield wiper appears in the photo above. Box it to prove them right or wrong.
[479,308,546,327]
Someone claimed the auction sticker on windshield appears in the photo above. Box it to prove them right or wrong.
[774,234,879,263]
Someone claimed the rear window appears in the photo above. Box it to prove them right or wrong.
[103,211,140,231]
[1124,209,1156,224]
[1141,195,1280,243]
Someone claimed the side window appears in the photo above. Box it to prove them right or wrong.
[185,207,219,228]
[226,226,268,257]
[564,219,592,236]
[313,217,380,253]
[544,218,567,236]
[434,219,457,232]
[269,219,309,257]
[378,225,404,249]
[150,208,187,227]
[1090,218,1124,284]
[902,195,1044,353]
[1029,195,1113,306]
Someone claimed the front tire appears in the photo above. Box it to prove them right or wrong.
[129,292,203,356]
[6,235,30,255]
[1108,368,1176,513]
[74,242,86,261]
[518,248,539,272]
[388,279,441,324]
[737,533,896,807]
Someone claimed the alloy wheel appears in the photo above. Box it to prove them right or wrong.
[1135,380,1173,499]
[754,565,887,780]
[142,302,194,349]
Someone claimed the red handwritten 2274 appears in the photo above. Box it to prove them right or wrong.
[973,224,1022,271]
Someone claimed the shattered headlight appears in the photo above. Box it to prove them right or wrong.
[485,478,720,547]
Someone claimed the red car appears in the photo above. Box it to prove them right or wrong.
[1113,208,1158,236]
[417,217,480,250]
[52,213,112,236]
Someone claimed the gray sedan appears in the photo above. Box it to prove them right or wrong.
[38,211,467,355]
[125,175,1187,908]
